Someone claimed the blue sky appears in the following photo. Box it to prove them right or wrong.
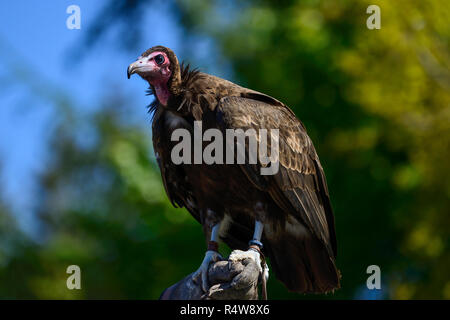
[0,1,188,235]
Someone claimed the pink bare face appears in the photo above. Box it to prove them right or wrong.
[127,51,172,86]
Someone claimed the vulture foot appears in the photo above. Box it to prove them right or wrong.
[229,249,269,283]
[192,250,223,292]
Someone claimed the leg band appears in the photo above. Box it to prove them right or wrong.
[207,240,219,252]
[248,239,263,249]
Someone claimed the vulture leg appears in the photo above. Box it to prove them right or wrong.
[229,220,269,281]
[228,201,271,292]
[192,221,223,292]
[228,218,269,299]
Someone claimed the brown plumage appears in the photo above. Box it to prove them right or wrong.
[129,46,340,293]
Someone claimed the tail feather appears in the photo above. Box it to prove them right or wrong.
[265,232,340,293]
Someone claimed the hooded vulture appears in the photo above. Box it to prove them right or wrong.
[128,45,340,295]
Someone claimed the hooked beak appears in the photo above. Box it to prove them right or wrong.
[127,62,138,79]
[127,57,156,79]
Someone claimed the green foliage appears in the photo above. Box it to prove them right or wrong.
[0,0,448,299]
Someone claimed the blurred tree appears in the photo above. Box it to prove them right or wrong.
[0,0,448,299]
[171,0,450,299]
[0,98,208,298]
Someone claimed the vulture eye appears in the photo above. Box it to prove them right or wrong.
[154,54,165,65]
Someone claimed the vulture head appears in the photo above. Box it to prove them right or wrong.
[127,45,182,105]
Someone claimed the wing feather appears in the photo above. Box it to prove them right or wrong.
[217,96,337,257]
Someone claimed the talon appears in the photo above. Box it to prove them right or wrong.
[201,268,209,292]
[193,250,222,292]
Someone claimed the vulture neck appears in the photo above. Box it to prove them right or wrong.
[149,66,181,107]
[154,83,170,106]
